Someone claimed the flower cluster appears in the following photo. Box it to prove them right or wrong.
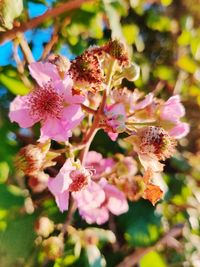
[9,40,189,226]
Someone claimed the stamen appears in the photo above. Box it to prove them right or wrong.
[139,126,176,160]
[69,50,103,93]
[28,83,63,120]
[69,169,90,192]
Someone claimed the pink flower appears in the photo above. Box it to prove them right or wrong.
[9,61,84,142]
[73,178,128,225]
[160,95,189,139]
[103,103,126,141]
[48,159,91,212]
[85,151,115,178]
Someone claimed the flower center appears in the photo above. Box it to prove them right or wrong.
[140,126,175,160]
[28,83,63,120]
[69,169,89,192]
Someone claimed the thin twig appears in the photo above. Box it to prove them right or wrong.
[17,33,35,64]
[13,39,33,88]
[41,23,59,60]
[62,197,77,236]
[0,0,94,44]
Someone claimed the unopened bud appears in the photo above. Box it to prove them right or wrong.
[42,236,64,260]
[103,40,129,66]
[35,217,54,238]
[123,63,140,81]
[28,172,49,193]
[15,145,45,175]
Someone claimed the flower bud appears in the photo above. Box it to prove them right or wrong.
[28,172,49,193]
[35,216,54,238]
[15,142,59,176]
[103,40,129,66]
[42,236,64,260]
[123,63,140,81]
[15,144,45,175]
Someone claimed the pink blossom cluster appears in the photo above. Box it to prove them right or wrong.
[9,41,189,224]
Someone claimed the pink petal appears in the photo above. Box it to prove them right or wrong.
[62,104,84,130]
[79,206,109,225]
[62,78,85,104]
[29,62,60,86]
[100,179,128,215]
[106,103,126,117]
[39,117,72,143]
[73,181,105,210]
[170,122,190,139]
[160,95,185,122]
[9,96,39,128]
[131,93,154,111]
[39,104,84,142]
[108,132,118,141]
[54,190,69,212]
[48,159,76,212]
[86,151,103,164]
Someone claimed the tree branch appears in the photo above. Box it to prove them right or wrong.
[0,0,93,44]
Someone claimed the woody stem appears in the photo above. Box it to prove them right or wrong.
[79,59,116,165]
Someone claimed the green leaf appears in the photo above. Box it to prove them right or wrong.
[153,65,175,81]
[0,214,36,267]
[177,56,198,73]
[118,200,162,247]
[0,73,29,95]
[161,0,173,6]
[140,251,167,267]
[177,30,191,46]
[147,11,171,32]
[0,184,24,209]
[0,161,9,183]
[122,24,139,45]
[0,0,23,30]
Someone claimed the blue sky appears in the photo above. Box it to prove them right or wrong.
[0,0,72,66]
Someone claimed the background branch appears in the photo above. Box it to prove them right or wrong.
[0,0,93,44]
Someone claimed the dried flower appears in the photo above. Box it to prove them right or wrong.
[126,126,176,172]
[69,50,103,94]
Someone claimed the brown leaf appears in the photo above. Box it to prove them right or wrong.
[143,183,163,205]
